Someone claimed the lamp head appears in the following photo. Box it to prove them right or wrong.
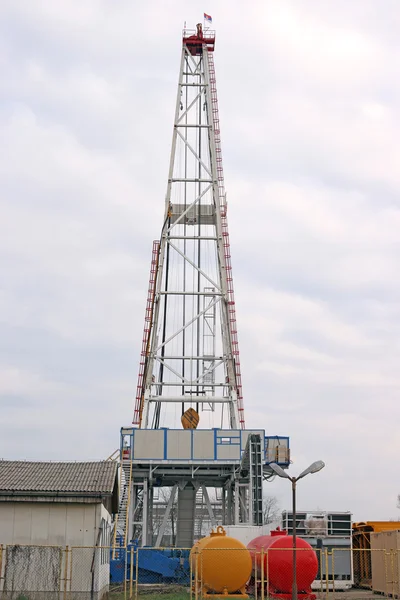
[297,460,325,480]
[269,463,291,479]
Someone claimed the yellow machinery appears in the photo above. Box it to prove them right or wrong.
[353,521,400,587]
[190,526,252,598]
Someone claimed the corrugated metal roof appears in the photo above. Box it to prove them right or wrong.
[0,461,118,495]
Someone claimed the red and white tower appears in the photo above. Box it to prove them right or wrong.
[134,24,245,431]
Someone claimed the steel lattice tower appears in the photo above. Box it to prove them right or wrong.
[133,24,245,431]
[115,26,290,549]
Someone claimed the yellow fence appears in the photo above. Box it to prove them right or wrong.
[0,545,399,600]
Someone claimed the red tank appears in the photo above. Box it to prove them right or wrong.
[247,530,318,600]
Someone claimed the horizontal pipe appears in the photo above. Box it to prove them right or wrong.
[175,124,210,128]
[170,178,213,183]
[159,291,221,296]
[166,235,218,242]
[160,356,223,360]
[148,396,229,402]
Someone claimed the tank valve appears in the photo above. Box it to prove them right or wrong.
[210,525,226,537]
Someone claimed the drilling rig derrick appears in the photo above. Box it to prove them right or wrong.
[116,25,290,550]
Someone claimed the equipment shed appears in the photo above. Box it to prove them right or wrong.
[0,460,118,600]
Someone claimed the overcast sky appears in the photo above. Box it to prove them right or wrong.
[1,0,399,522]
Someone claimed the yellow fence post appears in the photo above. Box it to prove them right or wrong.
[58,546,63,600]
[324,548,329,600]
[189,547,193,600]
[63,546,69,600]
[194,548,199,600]
[331,550,335,599]
[129,547,133,600]
[69,546,73,600]
[261,548,265,600]
[135,547,139,600]
[124,546,128,600]
[202,549,206,600]
[254,550,258,600]
[0,545,3,594]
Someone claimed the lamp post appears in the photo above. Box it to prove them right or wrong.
[269,460,325,600]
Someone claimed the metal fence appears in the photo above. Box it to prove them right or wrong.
[0,545,399,600]
[0,545,113,600]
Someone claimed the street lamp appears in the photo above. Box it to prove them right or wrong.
[269,460,325,600]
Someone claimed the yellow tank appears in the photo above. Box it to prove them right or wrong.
[190,526,252,597]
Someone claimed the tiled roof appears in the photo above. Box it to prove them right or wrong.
[0,461,118,495]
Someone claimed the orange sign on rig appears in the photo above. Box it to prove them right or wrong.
[181,407,200,429]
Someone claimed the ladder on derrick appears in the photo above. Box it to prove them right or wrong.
[207,50,245,427]
[133,240,160,427]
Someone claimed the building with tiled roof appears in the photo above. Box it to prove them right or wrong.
[0,460,119,600]
[0,460,118,548]
[0,460,118,505]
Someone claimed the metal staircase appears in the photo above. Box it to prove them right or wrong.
[250,435,263,526]
[194,487,204,539]
[113,460,132,550]
[240,434,263,525]
[131,484,144,543]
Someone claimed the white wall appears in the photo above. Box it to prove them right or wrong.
[97,503,112,592]
[223,524,272,546]
[0,502,100,546]
[0,501,112,600]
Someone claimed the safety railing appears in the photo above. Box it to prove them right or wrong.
[0,544,399,600]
